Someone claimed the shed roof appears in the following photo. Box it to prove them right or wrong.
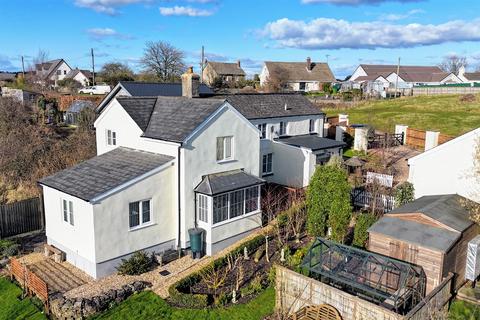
[195,170,264,196]
[207,61,245,76]
[275,134,346,151]
[39,147,174,202]
[388,194,473,232]
[368,216,461,252]
[265,61,335,82]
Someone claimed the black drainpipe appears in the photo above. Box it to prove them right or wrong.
[177,144,182,249]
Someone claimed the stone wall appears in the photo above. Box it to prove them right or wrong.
[50,281,151,319]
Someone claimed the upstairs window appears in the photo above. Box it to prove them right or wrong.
[129,199,151,229]
[258,123,267,139]
[62,199,74,226]
[262,153,273,175]
[299,82,306,91]
[216,136,233,161]
[107,130,117,146]
[57,70,62,76]
[279,122,287,136]
[309,119,316,133]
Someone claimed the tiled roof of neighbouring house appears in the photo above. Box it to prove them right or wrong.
[275,134,346,151]
[358,65,452,83]
[464,72,480,81]
[65,69,92,79]
[120,81,214,97]
[207,61,246,76]
[117,96,225,142]
[35,59,68,80]
[39,147,174,202]
[225,93,324,119]
[264,61,335,82]
[195,170,265,195]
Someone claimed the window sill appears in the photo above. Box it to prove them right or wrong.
[262,173,274,177]
[211,210,262,229]
[129,222,156,232]
[216,159,236,165]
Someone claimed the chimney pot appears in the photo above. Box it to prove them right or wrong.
[237,60,241,68]
[306,57,312,71]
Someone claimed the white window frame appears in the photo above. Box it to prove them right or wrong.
[107,129,117,146]
[262,153,273,176]
[309,119,316,133]
[279,121,287,136]
[62,199,74,226]
[216,136,234,162]
[129,199,153,230]
[197,194,209,223]
[257,123,267,139]
[210,185,261,226]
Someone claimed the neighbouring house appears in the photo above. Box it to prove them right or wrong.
[64,100,96,125]
[458,65,480,84]
[408,128,480,203]
[259,57,336,92]
[96,81,215,112]
[33,59,72,87]
[65,68,93,87]
[0,87,41,106]
[202,60,246,86]
[0,72,16,85]
[368,194,480,294]
[350,64,462,96]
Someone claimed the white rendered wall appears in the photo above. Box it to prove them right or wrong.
[408,129,480,202]
[250,115,324,140]
[43,186,96,274]
[350,66,367,82]
[267,141,310,188]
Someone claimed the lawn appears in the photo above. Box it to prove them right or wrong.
[448,300,480,320]
[323,94,480,136]
[0,277,46,320]
[92,286,275,320]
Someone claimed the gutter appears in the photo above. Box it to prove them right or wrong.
[177,145,182,249]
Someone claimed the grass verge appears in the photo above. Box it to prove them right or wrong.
[0,277,46,320]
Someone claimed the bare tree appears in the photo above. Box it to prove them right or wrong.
[26,49,50,92]
[140,41,185,82]
[263,68,289,93]
[438,55,467,74]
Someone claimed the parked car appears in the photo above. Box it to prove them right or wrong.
[78,85,111,95]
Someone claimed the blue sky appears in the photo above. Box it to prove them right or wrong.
[1,0,480,78]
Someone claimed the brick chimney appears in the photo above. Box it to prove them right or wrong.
[306,57,312,71]
[237,60,241,68]
[181,66,200,98]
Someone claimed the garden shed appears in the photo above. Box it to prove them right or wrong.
[368,194,480,294]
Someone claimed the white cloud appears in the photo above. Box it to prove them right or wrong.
[159,5,214,16]
[302,0,422,5]
[86,28,133,40]
[74,0,150,15]
[382,9,424,21]
[260,18,480,50]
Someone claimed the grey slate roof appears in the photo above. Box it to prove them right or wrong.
[358,64,451,83]
[67,100,96,113]
[207,61,246,76]
[275,134,346,151]
[368,216,461,252]
[388,194,473,232]
[195,170,264,195]
[225,93,324,120]
[39,147,174,202]
[117,96,225,142]
[264,61,335,82]
[120,81,214,97]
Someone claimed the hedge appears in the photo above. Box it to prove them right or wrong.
[168,234,267,308]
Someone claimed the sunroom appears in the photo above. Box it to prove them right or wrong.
[194,169,265,255]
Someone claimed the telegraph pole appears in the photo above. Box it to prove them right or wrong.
[200,46,205,83]
[91,48,95,85]
[394,57,400,98]
[21,56,25,77]
[326,54,330,64]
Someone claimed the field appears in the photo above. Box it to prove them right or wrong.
[92,286,275,320]
[322,94,480,136]
[0,277,46,320]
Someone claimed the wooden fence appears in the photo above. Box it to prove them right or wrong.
[10,257,50,312]
[0,197,44,239]
[405,128,453,151]
[413,86,480,96]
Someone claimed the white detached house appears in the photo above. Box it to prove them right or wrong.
[39,68,344,279]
